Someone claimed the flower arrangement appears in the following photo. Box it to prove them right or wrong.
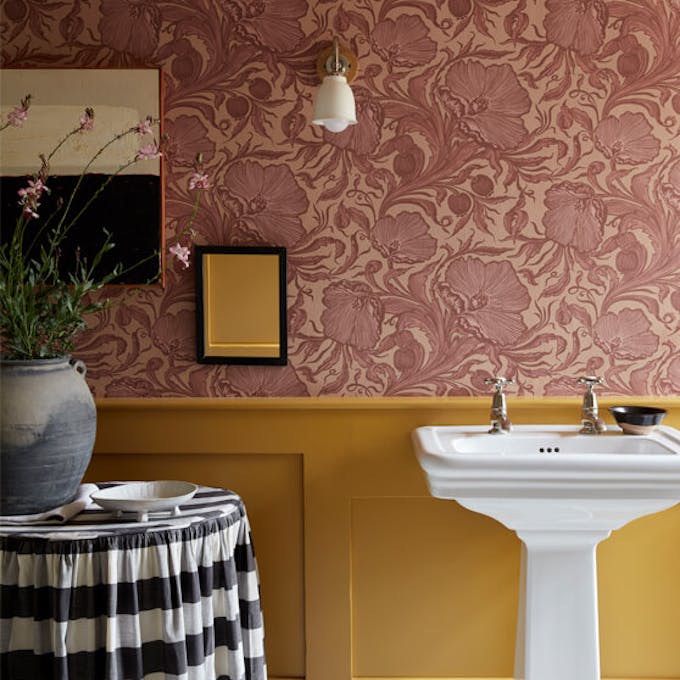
[0,95,208,360]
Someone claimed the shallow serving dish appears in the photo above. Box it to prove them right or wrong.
[91,481,198,521]
[609,405,667,435]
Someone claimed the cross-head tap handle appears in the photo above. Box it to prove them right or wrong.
[484,377,515,392]
[484,377,514,433]
[578,376,603,389]
[578,376,606,433]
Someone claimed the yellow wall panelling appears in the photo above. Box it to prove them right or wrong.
[87,397,680,680]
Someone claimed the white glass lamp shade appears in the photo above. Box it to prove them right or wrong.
[312,74,357,133]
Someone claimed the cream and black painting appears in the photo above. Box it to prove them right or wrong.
[1,69,162,284]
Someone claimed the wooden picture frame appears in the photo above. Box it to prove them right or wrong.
[195,246,287,365]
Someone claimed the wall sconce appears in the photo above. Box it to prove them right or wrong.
[312,38,358,133]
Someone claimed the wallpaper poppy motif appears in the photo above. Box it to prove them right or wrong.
[2,0,679,397]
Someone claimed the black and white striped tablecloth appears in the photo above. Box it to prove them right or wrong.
[0,484,267,680]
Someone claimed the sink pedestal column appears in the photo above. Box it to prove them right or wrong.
[456,496,679,680]
[514,529,611,680]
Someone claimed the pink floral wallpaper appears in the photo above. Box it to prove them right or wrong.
[2,0,680,397]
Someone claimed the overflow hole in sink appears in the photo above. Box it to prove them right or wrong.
[539,447,560,453]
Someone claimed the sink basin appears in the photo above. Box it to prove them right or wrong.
[415,424,680,508]
[413,423,680,680]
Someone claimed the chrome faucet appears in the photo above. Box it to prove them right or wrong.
[578,376,607,434]
[484,377,514,434]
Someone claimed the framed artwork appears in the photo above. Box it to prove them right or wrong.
[195,246,287,365]
[0,68,163,284]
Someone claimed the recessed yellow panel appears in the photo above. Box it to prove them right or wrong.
[351,496,519,677]
[85,451,305,679]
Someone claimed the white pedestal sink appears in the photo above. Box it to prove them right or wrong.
[412,424,680,680]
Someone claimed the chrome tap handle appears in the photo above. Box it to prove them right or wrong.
[578,376,602,411]
[578,376,606,434]
[484,377,515,390]
[484,377,515,434]
[578,376,603,388]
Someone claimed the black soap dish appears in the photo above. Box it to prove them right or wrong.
[608,406,667,435]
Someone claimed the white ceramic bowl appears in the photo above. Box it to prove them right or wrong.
[91,481,198,521]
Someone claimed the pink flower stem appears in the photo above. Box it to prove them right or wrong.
[45,159,137,264]
[167,154,209,254]
[48,120,159,271]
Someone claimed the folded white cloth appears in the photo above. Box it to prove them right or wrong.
[0,483,98,524]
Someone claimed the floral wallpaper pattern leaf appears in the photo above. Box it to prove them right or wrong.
[2,0,679,397]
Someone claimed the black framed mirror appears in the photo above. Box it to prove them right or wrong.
[195,246,287,365]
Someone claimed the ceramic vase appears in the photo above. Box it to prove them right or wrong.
[0,357,96,515]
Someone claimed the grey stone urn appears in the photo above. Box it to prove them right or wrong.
[0,357,96,515]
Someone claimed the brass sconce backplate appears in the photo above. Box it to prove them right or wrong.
[316,42,358,83]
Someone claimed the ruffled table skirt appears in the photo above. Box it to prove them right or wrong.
[0,485,266,680]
